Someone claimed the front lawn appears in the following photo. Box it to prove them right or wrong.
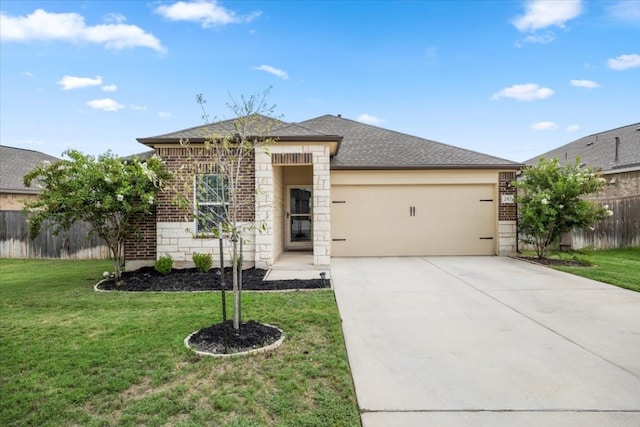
[541,248,640,292]
[0,259,360,426]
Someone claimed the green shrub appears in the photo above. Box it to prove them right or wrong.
[155,254,173,275]
[192,252,212,273]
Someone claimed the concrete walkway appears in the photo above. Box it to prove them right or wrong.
[331,257,640,427]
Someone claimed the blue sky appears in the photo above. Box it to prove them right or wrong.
[1,0,638,162]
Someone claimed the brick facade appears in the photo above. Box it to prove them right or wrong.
[125,145,256,268]
[124,211,157,261]
[498,171,518,255]
[154,146,256,223]
[498,171,517,221]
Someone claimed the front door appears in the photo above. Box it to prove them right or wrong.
[286,186,312,250]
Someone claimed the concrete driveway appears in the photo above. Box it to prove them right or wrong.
[331,257,640,427]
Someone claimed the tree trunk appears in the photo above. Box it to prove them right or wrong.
[232,234,240,330]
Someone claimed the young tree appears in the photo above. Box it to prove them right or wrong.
[23,150,169,278]
[514,157,613,259]
[177,88,281,330]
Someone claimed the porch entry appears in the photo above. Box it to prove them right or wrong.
[286,186,312,250]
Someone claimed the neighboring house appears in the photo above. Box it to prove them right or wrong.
[0,145,109,259]
[125,114,522,270]
[525,122,640,249]
[0,145,59,210]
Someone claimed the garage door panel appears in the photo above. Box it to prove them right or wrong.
[331,185,496,256]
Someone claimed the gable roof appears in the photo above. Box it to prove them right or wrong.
[299,115,520,169]
[138,114,289,142]
[525,123,640,173]
[137,114,521,170]
[0,146,60,194]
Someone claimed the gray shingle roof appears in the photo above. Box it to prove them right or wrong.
[524,123,640,172]
[299,115,520,169]
[0,146,60,194]
[138,114,288,142]
[137,114,521,170]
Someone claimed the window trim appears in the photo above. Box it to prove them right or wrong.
[194,174,229,234]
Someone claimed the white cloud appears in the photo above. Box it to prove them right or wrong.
[518,32,555,45]
[566,124,581,132]
[86,98,124,111]
[254,65,289,80]
[158,112,171,119]
[101,84,117,92]
[513,0,583,32]
[130,105,147,111]
[0,9,164,52]
[491,83,554,101]
[531,121,558,131]
[357,114,383,125]
[607,53,640,70]
[58,75,102,90]
[607,1,640,23]
[22,71,34,77]
[570,79,600,89]
[155,1,261,27]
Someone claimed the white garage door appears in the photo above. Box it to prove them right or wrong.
[331,185,496,256]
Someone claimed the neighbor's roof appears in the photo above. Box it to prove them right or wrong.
[299,115,521,169]
[525,122,640,172]
[0,146,60,194]
[137,114,521,170]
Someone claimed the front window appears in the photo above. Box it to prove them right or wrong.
[195,174,228,233]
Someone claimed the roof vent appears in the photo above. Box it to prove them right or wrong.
[337,114,342,118]
[586,141,594,146]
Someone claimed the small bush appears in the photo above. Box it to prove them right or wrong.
[192,252,212,273]
[155,254,173,275]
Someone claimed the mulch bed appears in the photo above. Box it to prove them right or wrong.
[96,266,327,355]
[515,256,590,267]
[97,266,329,292]
[187,320,283,355]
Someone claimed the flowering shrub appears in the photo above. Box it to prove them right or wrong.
[514,158,611,259]
[23,150,170,278]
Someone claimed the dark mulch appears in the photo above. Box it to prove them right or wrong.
[96,266,325,355]
[187,320,283,355]
[516,256,590,267]
[97,266,329,292]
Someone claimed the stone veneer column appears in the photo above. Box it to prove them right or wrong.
[254,151,274,269]
[312,147,331,265]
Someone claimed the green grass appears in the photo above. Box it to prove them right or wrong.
[544,248,640,292]
[0,259,360,426]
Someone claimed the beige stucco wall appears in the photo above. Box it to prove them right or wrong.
[284,166,313,185]
[331,169,499,185]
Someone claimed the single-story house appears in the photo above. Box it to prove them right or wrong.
[125,114,522,270]
[0,145,59,210]
[525,122,640,248]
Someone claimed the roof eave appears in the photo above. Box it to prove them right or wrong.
[330,164,523,171]
[137,135,343,155]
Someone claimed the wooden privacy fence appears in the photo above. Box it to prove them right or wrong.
[570,195,640,249]
[0,211,109,259]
